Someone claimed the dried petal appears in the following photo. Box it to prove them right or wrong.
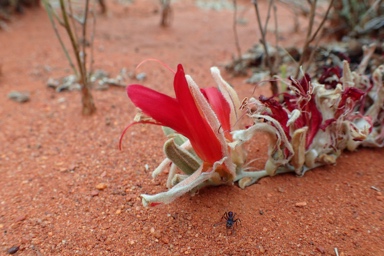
[290,127,308,174]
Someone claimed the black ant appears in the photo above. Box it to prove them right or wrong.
[221,211,241,234]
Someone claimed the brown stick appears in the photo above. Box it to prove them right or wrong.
[59,0,84,82]
[233,0,242,60]
[89,7,96,78]
[295,0,335,78]
[272,3,280,71]
[160,0,172,27]
[80,0,96,115]
[252,0,278,96]
[42,0,77,76]
[98,0,107,14]
[59,0,96,115]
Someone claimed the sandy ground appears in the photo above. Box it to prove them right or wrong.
[0,0,383,255]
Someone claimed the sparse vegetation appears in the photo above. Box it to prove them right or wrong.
[42,0,97,115]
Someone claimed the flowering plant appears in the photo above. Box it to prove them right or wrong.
[232,56,383,188]
[120,64,245,206]
[121,55,383,206]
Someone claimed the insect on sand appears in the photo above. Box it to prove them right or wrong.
[214,211,241,235]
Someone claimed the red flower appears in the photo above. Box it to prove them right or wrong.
[120,64,230,165]
[285,75,323,149]
[259,95,290,137]
[258,75,323,150]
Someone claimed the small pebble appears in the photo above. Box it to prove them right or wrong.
[316,246,325,254]
[7,246,19,254]
[376,196,384,201]
[136,72,146,81]
[47,77,60,88]
[96,183,107,190]
[8,91,30,103]
[295,202,307,207]
[15,215,26,222]
[153,231,161,239]
[91,190,99,197]
[161,237,169,244]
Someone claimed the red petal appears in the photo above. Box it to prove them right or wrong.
[201,87,231,135]
[289,74,311,95]
[305,100,322,148]
[259,95,290,137]
[318,66,342,89]
[285,75,322,148]
[126,65,226,165]
[127,84,191,138]
[335,87,364,118]
[174,65,223,163]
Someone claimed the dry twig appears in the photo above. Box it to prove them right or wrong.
[160,0,172,27]
[43,0,96,115]
[252,0,279,96]
[233,0,242,60]
[294,0,335,78]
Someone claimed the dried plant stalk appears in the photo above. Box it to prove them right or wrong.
[42,0,96,115]
[294,0,335,78]
[160,0,172,27]
[252,0,279,96]
[233,0,242,60]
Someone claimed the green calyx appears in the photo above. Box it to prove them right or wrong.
[163,138,201,175]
